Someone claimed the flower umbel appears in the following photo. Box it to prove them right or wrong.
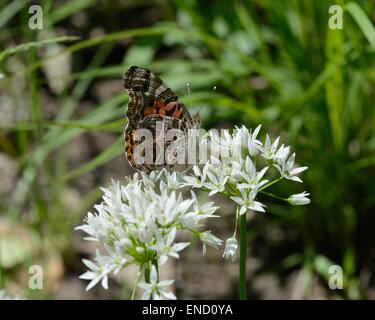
[78,125,310,300]
[76,169,220,299]
[183,125,309,217]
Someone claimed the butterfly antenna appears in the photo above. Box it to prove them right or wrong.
[186,82,193,109]
[196,85,217,114]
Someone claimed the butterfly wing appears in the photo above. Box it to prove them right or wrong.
[123,66,200,172]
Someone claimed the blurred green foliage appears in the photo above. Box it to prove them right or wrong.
[0,0,374,299]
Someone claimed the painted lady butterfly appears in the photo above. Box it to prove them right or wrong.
[123,66,200,172]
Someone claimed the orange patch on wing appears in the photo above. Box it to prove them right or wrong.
[171,105,183,118]
[151,100,184,119]
[144,107,158,116]
[150,99,184,119]
[154,99,167,110]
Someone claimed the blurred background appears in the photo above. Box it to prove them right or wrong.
[0,0,374,299]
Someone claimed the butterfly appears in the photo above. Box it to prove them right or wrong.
[123,66,200,173]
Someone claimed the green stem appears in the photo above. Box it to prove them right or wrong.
[187,227,201,238]
[144,264,151,283]
[130,270,141,300]
[152,255,159,280]
[259,176,284,191]
[239,209,247,300]
[259,190,287,202]
[143,265,152,300]
[233,206,239,237]
[228,182,241,196]
[143,257,159,300]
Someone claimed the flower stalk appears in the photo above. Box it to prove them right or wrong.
[239,209,247,300]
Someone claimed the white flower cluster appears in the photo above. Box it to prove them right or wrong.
[76,170,221,299]
[77,125,310,299]
[184,125,309,216]
[184,126,309,260]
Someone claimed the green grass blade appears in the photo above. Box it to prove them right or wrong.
[61,136,124,182]
[0,0,26,28]
[346,2,375,51]
[0,36,79,63]
[49,0,93,24]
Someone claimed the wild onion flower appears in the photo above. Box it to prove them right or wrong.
[183,125,310,260]
[223,237,238,261]
[236,157,269,190]
[149,227,190,265]
[200,231,223,255]
[273,149,308,182]
[183,164,208,188]
[230,188,266,215]
[288,191,311,205]
[76,169,221,299]
[138,265,176,300]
